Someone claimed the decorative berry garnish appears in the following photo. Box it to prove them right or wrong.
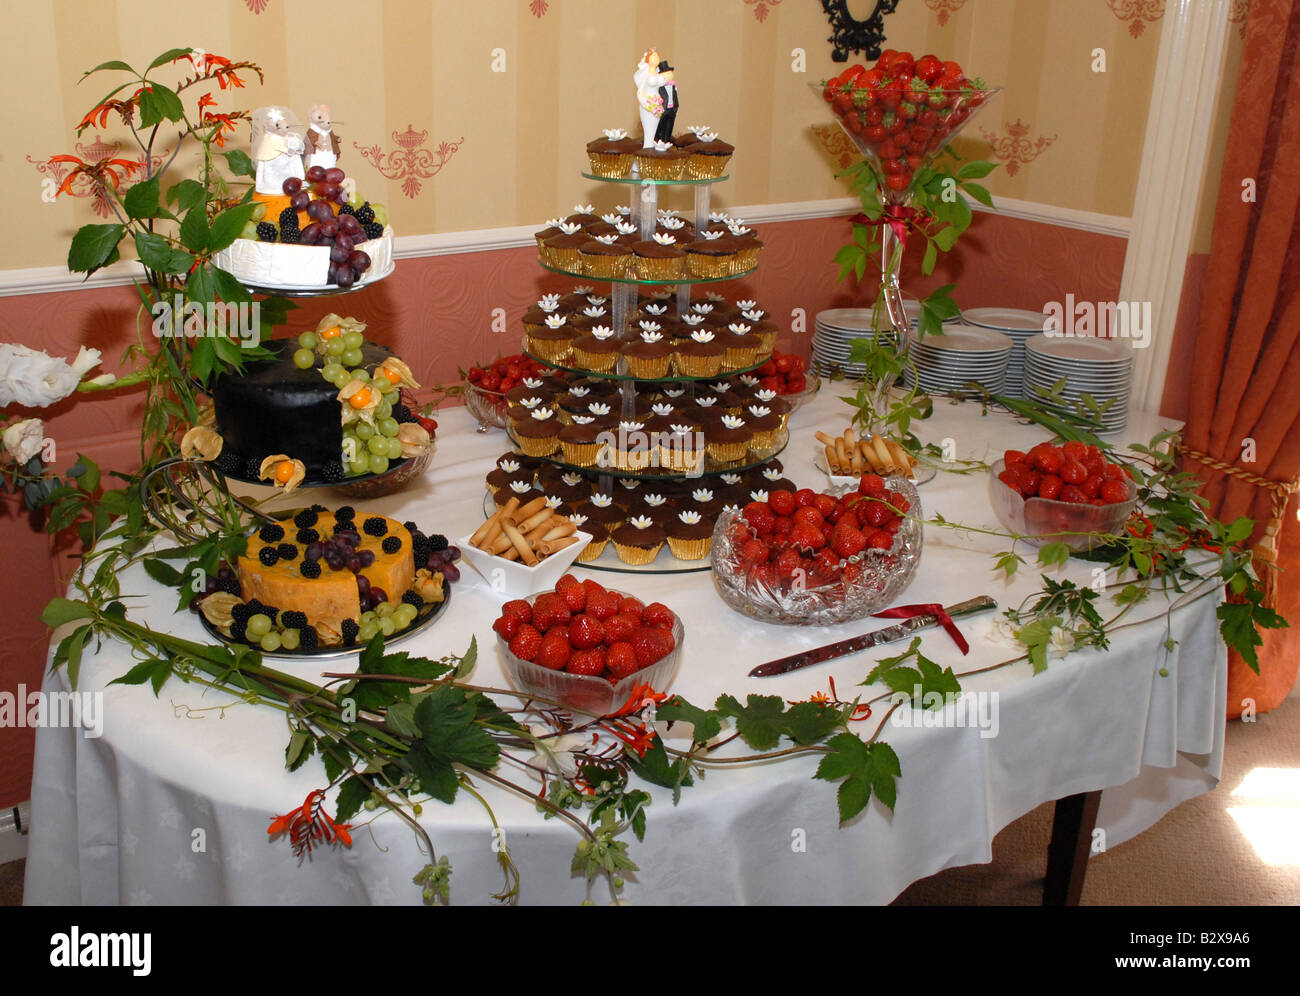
[258,523,285,543]
[245,456,264,479]
[403,521,419,534]
[215,572,241,596]
[276,543,298,561]
[427,533,449,552]
[338,203,356,217]
[362,516,388,537]
[256,221,278,242]
[293,509,319,529]
[411,537,430,563]
[300,559,321,579]
[229,619,248,643]
[335,506,356,522]
[401,590,423,609]
[381,535,401,554]
[297,626,318,651]
[258,546,279,567]
[215,449,241,475]
[341,619,360,646]
[355,204,375,226]
[392,403,414,423]
[322,460,344,483]
[231,602,254,624]
[279,610,308,630]
[362,221,384,240]
[296,528,319,545]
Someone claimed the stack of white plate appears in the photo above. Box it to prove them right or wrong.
[1023,335,1134,433]
[812,308,900,378]
[960,307,1048,398]
[902,323,1013,395]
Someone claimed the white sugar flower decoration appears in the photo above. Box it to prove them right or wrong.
[619,478,640,490]
[571,415,595,424]
[695,396,717,407]
[591,493,613,507]
[568,385,590,396]
[615,220,638,234]
[736,299,757,310]
[743,308,765,321]
[562,473,584,485]
[591,326,615,341]
[739,375,760,386]
[569,513,589,527]
[644,494,666,507]
[705,291,727,302]
[672,424,695,436]
[593,234,619,245]
[696,130,718,142]
[708,211,730,222]
[755,389,778,402]
[678,510,702,524]
[587,295,607,305]
[663,386,687,397]
[692,488,714,502]
[523,377,544,388]
[543,218,562,229]
[728,224,753,236]
[651,403,673,415]
[520,396,543,409]
[652,140,673,152]
[539,294,561,311]
[652,233,677,246]
[630,515,654,529]
[583,304,608,316]
[661,217,685,230]
[499,458,520,472]
[728,322,752,335]
[748,405,771,418]
[572,203,594,214]
[0,345,102,408]
[509,480,533,494]
[544,495,564,508]
[701,230,725,240]
[573,285,594,294]
[558,221,582,234]
[681,314,706,325]
[710,381,730,392]
[602,128,628,140]
[690,329,716,343]
[762,466,781,481]
[687,124,711,136]
[530,408,554,421]
[601,212,621,224]
[643,303,668,315]
[544,314,567,328]
[639,320,662,334]
[588,402,612,415]
[616,206,631,216]
[721,473,742,485]
[618,420,644,432]
[721,415,745,429]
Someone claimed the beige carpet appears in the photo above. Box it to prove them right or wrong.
[3,699,1297,906]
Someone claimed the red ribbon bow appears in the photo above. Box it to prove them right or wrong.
[849,204,919,242]
[872,603,970,655]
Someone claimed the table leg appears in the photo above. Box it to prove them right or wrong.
[1042,789,1101,906]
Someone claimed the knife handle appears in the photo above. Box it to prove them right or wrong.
[945,595,997,618]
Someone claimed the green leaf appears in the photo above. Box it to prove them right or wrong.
[957,160,997,179]
[335,775,371,823]
[146,47,192,72]
[921,240,938,275]
[407,746,460,803]
[1037,541,1071,568]
[1223,517,1254,545]
[628,734,694,801]
[285,730,314,772]
[53,624,91,689]
[455,636,478,680]
[141,557,183,587]
[783,701,845,745]
[41,597,94,629]
[933,225,960,251]
[222,149,255,178]
[179,205,210,252]
[715,693,787,751]
[385,701,420,738]
[814,733,901,821]
[187,264,215,306]
[123,176,168,220]
[84,60,135,75]
[142,84,184,124]
[134,231,193,274]
[208,202,260,252]
[414,684,500,771]
[962,181,994,209]
[657,695,723,742]
[68,224,126,275]
[167,178,206,214]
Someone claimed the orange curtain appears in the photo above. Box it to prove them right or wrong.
[1183,0,1300,717]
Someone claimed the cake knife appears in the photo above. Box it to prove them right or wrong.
[747,596,997,677]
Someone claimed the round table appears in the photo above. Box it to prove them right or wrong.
[23,390,1226,905]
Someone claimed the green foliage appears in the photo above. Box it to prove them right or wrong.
[862,636,962,706]
[814,734,901,822]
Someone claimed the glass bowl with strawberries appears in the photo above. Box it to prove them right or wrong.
[493,577,684,715]
[752,350,820,413]
[463,354,550,432]
[711,476,922,625]
[989,442,1137,552]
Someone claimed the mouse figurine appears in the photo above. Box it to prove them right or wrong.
[250,105,306,196]
[304,103,342,173]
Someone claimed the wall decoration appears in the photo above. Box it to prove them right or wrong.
[745,0,785,23]
[1229,0,1250,38]
[245,0,269,13]
[820,0,900,62]
[529,0,549,17]
[924,0,968,26]
[810,123,862,171]
[1106,0,1166,38]
[979,119,1057,177]
[354,127,465,199]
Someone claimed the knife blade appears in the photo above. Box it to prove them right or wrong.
[748,596,998,677]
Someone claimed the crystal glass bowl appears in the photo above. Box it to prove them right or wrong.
[988,458,1137,552]
[710,477,923,625]
[463,382,510,432]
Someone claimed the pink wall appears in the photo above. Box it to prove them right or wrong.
[0,210,1128,807]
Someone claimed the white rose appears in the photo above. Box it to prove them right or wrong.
[1048,626,1076,658]
[2,418,45,465]
[0,344,102,408]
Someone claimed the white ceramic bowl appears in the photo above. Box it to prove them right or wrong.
[458,529,593,597]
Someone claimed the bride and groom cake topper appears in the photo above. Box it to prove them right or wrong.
[634,49,680,147]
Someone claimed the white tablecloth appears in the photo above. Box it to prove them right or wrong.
[24,392,1226,905]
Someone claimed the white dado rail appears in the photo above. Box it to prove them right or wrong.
[0,195,1130,300]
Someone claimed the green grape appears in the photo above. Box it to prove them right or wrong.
[386,437,404,460]
[374,601,394,619]
[349,457,370,477]
[250,202,267,221]
[349,369,370,383]
[321,362,343,381]
[375,400,392,420]
[372,203,388,226]
[395,603,418,625]
[391,614,409,632]
[367,435,389,456]
[368,453,389,475]
[331,369,351,389]
[247,614,272,638]
[379,616,396,637]
[325,339,345,357]
[280,629,301,651]
[293,348,316,370]
[383,389,399,405]
[361,611,377,625]
[341,348,363,368]
[298,331,319,350]
[377,418,399,438]
[354,422,376,440]
[358,621,379,643]
[259,631,282,652]
[240,221,259,240]
[342,330,364,351]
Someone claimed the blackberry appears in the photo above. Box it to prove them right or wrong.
[229,618,248,643]
[311,503,328,512]
[230,602,254,624]
[258,523,285,543]
[279,227,300,245]
[258,546,279,567]
[338,203,356,217]
[296,528,320,545]
[341,619,360,646]
[256,221,278,242]
[335,505,356,522]
[392,403,415,423]
[403,521,420,534]
[401,589,423,609]
[245,455,263,479]
[279,610,308,630]
[293,509,319,529]
[362,516,388,537]
[362,221,384,240]
[322,460,344,483]
[297,626,318,651]
[381,535,402,555]
[245,599,267,615]
[412,537,430,564]
[216,574,242,596]
[355,204,376,226]
[300,559,322,579]
[215,449,241,475]
[276,543,298,561]
[427,533,449,552]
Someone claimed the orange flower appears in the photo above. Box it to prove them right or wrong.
[606,719,655,758]
[197,92,217,113]
[268,789,353,856]
[608,682,669,718]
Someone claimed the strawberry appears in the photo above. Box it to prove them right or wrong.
[888,492,911,513]
[776,547,802,575]
[739,537,769,565]
[606,641,640,679]
[742,501,776,536]
[631,627,672,666]
[581,578,608,602]
[813,493,838,519]
[793,506,824,528]
[603,611,640,643]
[859,499,891,528]
[569,613,605,650]
[768,489,797,516]
[832,523,867,559]
[642,602,675,629]
[772,516,794,539]
[791,522,825,551]
[585,588,620,621]
[492,613,520,640]
[508,624,542,662]
[794,488,818,508]
[537,631,572,670]
[555,573,586,613]
[567,647,606,676]
[867,530,893,551]
[618,595,645,619]
[531,592,571,631]
[501,599,533,623]
[858,473,882,493]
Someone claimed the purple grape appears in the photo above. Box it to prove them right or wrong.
[357,549,375,568]
[306,199,332,221]
[299,222,322,245]
[290,191,311,211]
[335,267,356,289]
[347,558,361,574]
[340,530,360,547]
[445,546,461,563]
[370,587,388,605]
[282,177,303,195]
[319,218,339,238]
[348,250,371,273]
[306,165,327,183]
[319,182,341,202]
[441,563,460,583]
[324,167,346,185]
[304,542,323,562]
[330,243,351,264]
[356,575,370,594]
[205,577,218,593]
[426,553,443,570]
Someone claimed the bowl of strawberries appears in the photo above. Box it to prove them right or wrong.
[990,441,1137,552]
[711,476,922,625]
[493,575,683,716]
[753,350,819,412]
[463,353,550,432]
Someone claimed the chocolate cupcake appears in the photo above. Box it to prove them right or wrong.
[666,509,715,560]
[611,515,666,565]
[658,422,705,475]
[512,407,561,457]
[542,223,589,271]
[571,324,621,374]
[551,470,595,505]
[613,419,655,472]
[686,132,734,179]
[523,293,565,332]
[558,416,605,467]
[753,388,794,428]
[534,219,564,254]
[564,204,601,229]
[527,314,575,365]
[707,414,754,464]
[624,326,674,379]
[632,233,688,281]
[577,492,624,530]
[486,456,534,494]
[686,232,737,279]
[494,477,539,507]
[728,224,763,271]
[571,514,610,562]
[586,128,636,178]
[579,236,634,279]
[634,140,688,181]
[744,403,783,450]
[721,321,762,371]
[684,484,722,518]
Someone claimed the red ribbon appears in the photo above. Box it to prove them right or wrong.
[849,204,919,242]
[872,603,970,655]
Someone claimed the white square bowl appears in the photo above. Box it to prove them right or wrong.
[458,529,593,597]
